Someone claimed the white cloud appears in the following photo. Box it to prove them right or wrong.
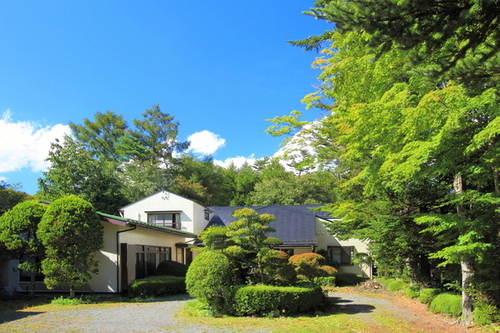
[186,130,226,155]
[214,155,258,168]
[0,110,70,173]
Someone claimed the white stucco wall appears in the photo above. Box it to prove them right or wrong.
[315,218,372,278]
[120,191,208,234]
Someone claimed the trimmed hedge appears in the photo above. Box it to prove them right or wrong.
[428,293,462,317]
[418,288,440,304]
[335,273,365,286]
[313,276,336,287]
[156,260,188,277]
[232,282,327,316]
[128,275,186,298]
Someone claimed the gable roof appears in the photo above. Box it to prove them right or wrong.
[207,204,332,248]
[98,212,197,238]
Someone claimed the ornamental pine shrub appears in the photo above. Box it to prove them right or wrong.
[428,293,462,317]
[156,260,188,277]
[232,282,327,316]
[289,253,337,281]
[128,276,186,298]
[260,250,297,286]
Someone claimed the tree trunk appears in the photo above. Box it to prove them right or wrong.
[30,271,36,297]
[70,286,75,299]
[461,259,474,326]
[454,173,474,326]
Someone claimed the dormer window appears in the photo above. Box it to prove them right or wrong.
[147,212,181,229]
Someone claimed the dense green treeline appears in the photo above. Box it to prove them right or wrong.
[30,104,337,213]
[269,0,500,325]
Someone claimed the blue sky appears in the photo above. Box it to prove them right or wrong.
[0,1,331,195]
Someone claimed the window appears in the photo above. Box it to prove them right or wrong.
[327,246,354,265]
[135,245,171,279]
[147,213,181,229]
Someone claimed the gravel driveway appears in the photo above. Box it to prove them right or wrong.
[0,292,468,333]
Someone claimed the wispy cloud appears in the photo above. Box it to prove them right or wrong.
[186,130,226,156]
[214,155,257,168]
[0,110,70,173]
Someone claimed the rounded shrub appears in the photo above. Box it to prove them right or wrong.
[156,260,188,277]
[418,288,440,304]
[312,276,336,287]
[185,250,241,315]
[428,293,462,317]
[404,285,421,299]
[289,253,337,281]
[128,276,186,298]
[232,282,326,316]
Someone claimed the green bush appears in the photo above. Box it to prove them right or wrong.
[404,285,420,299]
[335,273,365,286]
[418,288,440,304]
[232,282,327,316]
[388,280,409,293]
[312,276,336,287]
[260,250,297,286]
[428,293,462,317]
[185,250,241,315]
[289,253,337,281]
[474,302,500,325]
[128,276,186,298]
[156,260,188,277]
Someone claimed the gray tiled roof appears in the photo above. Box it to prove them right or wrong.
[207,204,333,247]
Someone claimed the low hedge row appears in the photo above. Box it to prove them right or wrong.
[232,282,326,316]
[335,273,365,286]
[128,275,186,298]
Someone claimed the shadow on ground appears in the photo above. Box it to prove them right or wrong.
[0,311,45,324]
[328,296,376,315]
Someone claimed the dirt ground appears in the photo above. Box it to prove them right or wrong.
[333,285,477,333]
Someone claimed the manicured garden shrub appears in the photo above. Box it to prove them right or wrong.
[185,250,241,315]
[289,253,337,281]
[428,293,462,317]
[473,302,500,325]
[156,260,188,277]
[388,279,409,293]
[312,276,336,287]
[232,282,327,316]
[260,250,297,286]
[128,276,185,298]
[334,273,365,286]
[418,288,440,304]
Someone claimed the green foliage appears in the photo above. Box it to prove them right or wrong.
[404,285,421,299]
[334,273,365,287]
[0,181,30,217]
[312,276,336,287]
[37,195,103,297]
[419,288,440,304]
[38,136,127,214]
[388,280,409,293]
[185,250,241,315]
[473,302,500,325]
[0,200,47,295]
[260,250,297,286]
[128,276,186,298]
[232,282,326,316]
[155,260,188,277]
[289,253,337,281]
[428,293,462,317]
